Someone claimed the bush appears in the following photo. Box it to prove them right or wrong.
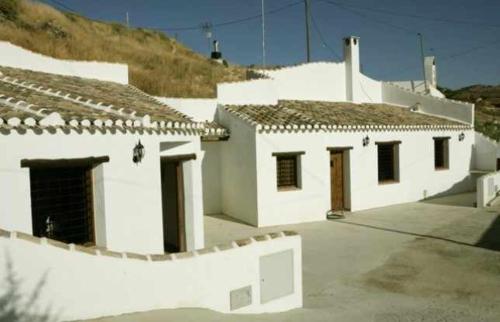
[0,0,20,21]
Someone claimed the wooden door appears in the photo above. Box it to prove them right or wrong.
[160,160,186,253]
[330,151,344,211]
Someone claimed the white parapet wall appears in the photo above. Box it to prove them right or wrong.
[156,97,218,122]
[382,82,474,124]
[217,79,278,105]
[477,171,500,207]
[0,229,302,321]
[0,41,128,84]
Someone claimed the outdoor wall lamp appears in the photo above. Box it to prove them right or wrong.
[133,140,145,163]
[362,135,370,147]
[458,132,465,142]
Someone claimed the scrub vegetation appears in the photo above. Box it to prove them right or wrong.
[441,85,500,141]
[0,0,246,98]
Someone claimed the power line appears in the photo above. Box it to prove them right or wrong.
[321,0,418,34]
[153,0,304,32]
[322,0,500,29]
[310,14,342,60]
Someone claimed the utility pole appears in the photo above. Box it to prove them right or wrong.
[304,0,311,62]
[418,33,428,93]
[261,0,266,67]
[126,12,129,28]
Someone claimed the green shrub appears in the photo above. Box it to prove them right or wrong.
[0,0,20,21]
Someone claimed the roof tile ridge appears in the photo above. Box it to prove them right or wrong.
[0,75,154,126]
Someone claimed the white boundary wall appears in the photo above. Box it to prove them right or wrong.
[156,97,218,122]
[474,132,499,171]
[0,41,128,84]
[218,79,278,105]
[0,230,302,321]
[477,171,500,207]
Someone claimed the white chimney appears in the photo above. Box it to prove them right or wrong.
[344,36,361,103]
[424,56,437,88]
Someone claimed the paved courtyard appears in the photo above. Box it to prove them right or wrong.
[85,193,500,321]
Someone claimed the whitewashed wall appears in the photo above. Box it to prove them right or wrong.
[382,82,474,124]
[201,142,222,214]
[156,97,218,122]
[477,171,500,207]
[252,129,475,226]
[0,42,128,84]
[0,230,302,321]
[218,79,278,105]
[0,130,204,253]
[261,63,347,102]
[218,110,259,225]
[474,132,499,171]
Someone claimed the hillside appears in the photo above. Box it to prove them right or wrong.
[0,0,246,97]
[441,85,500,141]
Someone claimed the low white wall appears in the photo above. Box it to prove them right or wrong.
[477,171,500,207]
[0,41,128,84]
[252,128,475,226]
[474,132,499,171]
[0,130,204,253]
[358,74,383,103]
[0,229,302,321]
[156,97,218,122]
[217,79,278,105]
[391,81,445,98]
[382,82,474,124]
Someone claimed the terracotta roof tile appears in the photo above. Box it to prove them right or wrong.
[224,100,464,128]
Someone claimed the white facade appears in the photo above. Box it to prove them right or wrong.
[0,130,204,253]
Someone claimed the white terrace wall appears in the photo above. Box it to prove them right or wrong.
[0,130,204,253]
[0,41,128,84]
[474,131,499,171]
[0,230,302,321]
[156,97,218,122]
[218,79,278,105]
[253,128,475,226]
[477,171,500,207]
[382,82,474,124]
[260,63,348,102]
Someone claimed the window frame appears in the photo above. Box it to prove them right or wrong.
[375,141,400,185]
[433,137,450,171]
[272,151,304,191]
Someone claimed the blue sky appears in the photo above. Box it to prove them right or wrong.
[44,0,499,89]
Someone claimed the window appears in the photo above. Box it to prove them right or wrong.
[434,137,449,170]
[377,142,400,183]
[273,152,304,190]
[21,156,109,246]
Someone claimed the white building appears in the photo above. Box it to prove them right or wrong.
[163,36,497,227]
[0,48,227,254]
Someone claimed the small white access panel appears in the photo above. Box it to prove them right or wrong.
[259,249,294,303]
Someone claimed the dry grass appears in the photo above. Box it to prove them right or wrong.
[0,0,246,97]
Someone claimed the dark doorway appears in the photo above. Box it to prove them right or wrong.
[29,165,95,245]
[330,151,344,211]
[160,159,186,253]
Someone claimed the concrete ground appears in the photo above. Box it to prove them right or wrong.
[84,193,500,322]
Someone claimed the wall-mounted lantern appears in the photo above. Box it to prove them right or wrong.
[362,135,370,147]
[133,140,145,164]
[458,132,465,142]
